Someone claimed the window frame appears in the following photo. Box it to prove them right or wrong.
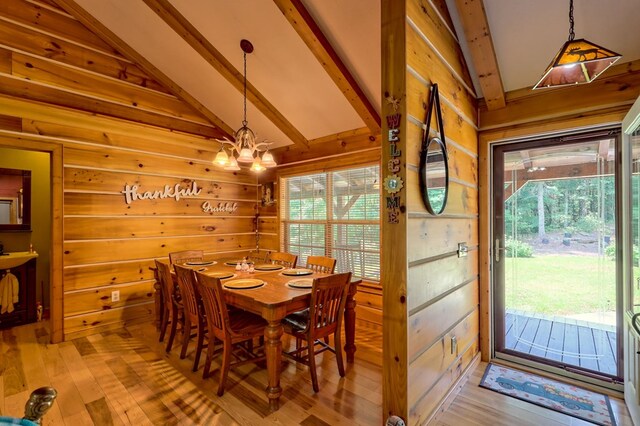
[280,163,381,283]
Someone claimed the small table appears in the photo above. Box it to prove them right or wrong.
[165,260,359,411]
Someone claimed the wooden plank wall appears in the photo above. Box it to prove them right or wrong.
[477,59,640,360]
[382,0,480,423]
[0,0,258,340]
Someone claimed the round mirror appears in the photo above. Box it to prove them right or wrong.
[419,137,449,215]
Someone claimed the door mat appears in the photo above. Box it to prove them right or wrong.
[480,363,616,426]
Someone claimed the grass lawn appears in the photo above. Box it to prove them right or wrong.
[505,255,617,316]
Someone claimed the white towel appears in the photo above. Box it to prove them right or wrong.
[0,271,19,314]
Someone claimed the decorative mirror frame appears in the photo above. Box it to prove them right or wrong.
[419,83,449,215]
[0,167,31,231]
[419,136,449,215]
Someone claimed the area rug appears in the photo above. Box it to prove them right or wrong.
[479,363,616,426]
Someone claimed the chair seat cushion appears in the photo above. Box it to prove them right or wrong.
[282,308,310,332]
[229,309,267,335]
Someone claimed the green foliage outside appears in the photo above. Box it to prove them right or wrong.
[505,237,533,258]
[605,243,640,265]
[505,177,615,237]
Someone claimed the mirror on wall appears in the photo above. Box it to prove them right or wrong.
[0,167,31,231]
[419,137,449,215]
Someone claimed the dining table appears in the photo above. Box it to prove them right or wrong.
[164,258,360,411]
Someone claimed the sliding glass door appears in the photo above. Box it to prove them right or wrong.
[493,129,622,382]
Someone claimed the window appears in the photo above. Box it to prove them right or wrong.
[282,165,380,281]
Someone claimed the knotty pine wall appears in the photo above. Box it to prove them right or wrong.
[382,0,479,423]
[478,59,640,360]
[0,0,258,340]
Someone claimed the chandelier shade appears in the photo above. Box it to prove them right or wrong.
[533,0,621,90]
[213,39,277,171]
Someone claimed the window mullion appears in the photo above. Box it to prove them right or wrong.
[326,172,333,257]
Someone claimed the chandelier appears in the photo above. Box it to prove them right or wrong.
[214,39,276,172]
[533,0,621,89]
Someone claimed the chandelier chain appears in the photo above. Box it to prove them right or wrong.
[568,0,575,41]
[242,50,248,127]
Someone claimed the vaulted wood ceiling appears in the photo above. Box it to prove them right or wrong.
[51,0,640,157]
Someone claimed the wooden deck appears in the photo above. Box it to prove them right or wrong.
[505,311,617,376]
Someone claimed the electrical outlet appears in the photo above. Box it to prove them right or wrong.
[111,290,120,302]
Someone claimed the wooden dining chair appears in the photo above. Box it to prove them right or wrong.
[155,260,184,353]
[282,272,352,392]
[267,251,298,268]
[173,265,208,372]
[195,271,267,395]
[169,250,204,265]
[305,256,337,274]
[248,249,270,264]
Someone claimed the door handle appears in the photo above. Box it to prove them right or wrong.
[495,238,506,262]
[632,313,640,337]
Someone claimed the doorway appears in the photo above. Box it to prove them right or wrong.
[492,128,623,383]
[0,135,63,343]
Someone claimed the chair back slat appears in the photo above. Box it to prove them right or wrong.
[306,256,336,274]
[309,272,351,336]
[248,250,270,264]
[173,265,200,323]
[268,251,298,268]
[169,250,204,265]
[195,272,229,337]
[155,260,176,308]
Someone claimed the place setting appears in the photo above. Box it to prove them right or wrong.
[253,263,284,271]
[286,278,313,289]
[281,268,313,276]
[184,260,216,267]
[203,271,235,280]
[223,278,266,290]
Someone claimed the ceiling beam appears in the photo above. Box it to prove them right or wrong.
[54,0,234,139]
[454,0,506,110]
[273,0,381,133]
[142,0,309,148]
[271,127,380,165]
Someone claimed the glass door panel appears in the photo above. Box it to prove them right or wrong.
[493,131,622,380]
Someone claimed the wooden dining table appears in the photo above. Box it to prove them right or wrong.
[165,258,360,411]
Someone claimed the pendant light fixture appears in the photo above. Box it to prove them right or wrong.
[533,0,621,89]
[214,39,276,171]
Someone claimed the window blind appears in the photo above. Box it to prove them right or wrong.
[282,165,380,281]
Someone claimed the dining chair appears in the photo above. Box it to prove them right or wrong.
[155,260,184,352]
[305,256,337,274]
[173,265,208,372]
[267,251,298,268]
[282,272,352,392]
[248,249,270,264]
[169,250,204,265]
[195,271,267,395]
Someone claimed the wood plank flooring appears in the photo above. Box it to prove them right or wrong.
[505,311,617,376]
[0,319,382,425]
[431,361,632,426]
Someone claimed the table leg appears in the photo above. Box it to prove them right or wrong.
[344,291,357,363]
[265,320,283,411]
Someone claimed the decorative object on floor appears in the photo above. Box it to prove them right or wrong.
[533,0,621,89]
[480,363,616,426]
[213,39,276,172]
[23,386,57,425]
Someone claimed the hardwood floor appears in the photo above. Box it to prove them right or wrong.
[431,361,633,426]
[0,319,382,425]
